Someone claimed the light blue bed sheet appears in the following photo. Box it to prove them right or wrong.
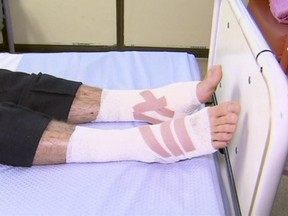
[0,51,227,215]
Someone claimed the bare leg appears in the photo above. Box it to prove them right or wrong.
[33,102,240,165]
[33,121,75,165]
[67,85,102,124]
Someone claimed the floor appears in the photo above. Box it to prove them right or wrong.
[197,57,288,216]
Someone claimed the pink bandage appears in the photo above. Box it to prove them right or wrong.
[160,121,184,156]
[138,117,196,160]
[173,118,196,152]
[138,125,172,158]
[96,81,201,123]
[67,107,215,164]
[133,90,175,124]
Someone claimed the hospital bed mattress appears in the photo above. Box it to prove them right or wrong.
[0,52,227,216]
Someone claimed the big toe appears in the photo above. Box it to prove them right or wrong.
[206,65,223,86]
[197,65,223,103]
[209,102,240,118]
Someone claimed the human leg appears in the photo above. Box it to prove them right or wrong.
[33,121,75,165]
[0,101,239,166]
[0,69,82,121]
[0,66,222,124]
[67,65,222,124]
[67,85,102,124]
[32,101,240,165]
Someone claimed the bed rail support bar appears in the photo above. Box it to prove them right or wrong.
[212,93,242,216]
[2,0,15,53]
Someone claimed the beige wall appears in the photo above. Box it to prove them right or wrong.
[9,0,116,45]
[7,0,215,48]
[125,0,213,48]
[3,0,248,48]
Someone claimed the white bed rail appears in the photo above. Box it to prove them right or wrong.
[209,0,288,215]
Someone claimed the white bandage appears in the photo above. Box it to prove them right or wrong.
[95,81,201,123]
[66,107,216,164]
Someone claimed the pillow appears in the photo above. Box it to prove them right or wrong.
[269,0,288,24]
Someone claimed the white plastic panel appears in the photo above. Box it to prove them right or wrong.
[213,2,270,213]
[209,0,288,215]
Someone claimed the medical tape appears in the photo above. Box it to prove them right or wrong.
[133,90,175,123]
[173,118,196,152]
[160,121,184,156]
[138,118,196,159]
[138,125,172,158]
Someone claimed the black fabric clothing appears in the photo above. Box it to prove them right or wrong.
[0,102,51,167]
[0,69,82,121]
[0,69,82,166]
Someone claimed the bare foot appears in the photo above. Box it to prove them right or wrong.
[208,101,241,149]
[197,65,223,103]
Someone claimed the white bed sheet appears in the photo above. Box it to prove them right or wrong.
[0,51,227,216]
[0,53,23,71]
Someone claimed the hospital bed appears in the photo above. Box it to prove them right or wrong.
[0,0,288,215]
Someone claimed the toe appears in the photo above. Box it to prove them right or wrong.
[212,124,237,133]
[212,141,228,149]
[210,113,239,126]
[213,132,233,142]
[209,102,241,118]
[209,65,222,82]
[227,102,241,114]
[197,65,223,103]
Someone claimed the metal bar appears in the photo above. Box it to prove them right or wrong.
[212,93,242,216]
[3,0,14,52]
[116,0,124,49]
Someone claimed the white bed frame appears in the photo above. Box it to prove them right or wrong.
[210,0,288,215]
[1,0,288,215]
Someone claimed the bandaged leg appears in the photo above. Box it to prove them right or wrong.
[95,65,222,124]
[95,82,201,124]
[30,101,239,166]
[67,107,217,163]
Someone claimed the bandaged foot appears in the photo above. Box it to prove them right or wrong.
[66,101,240,164]
[95,65,222,124]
